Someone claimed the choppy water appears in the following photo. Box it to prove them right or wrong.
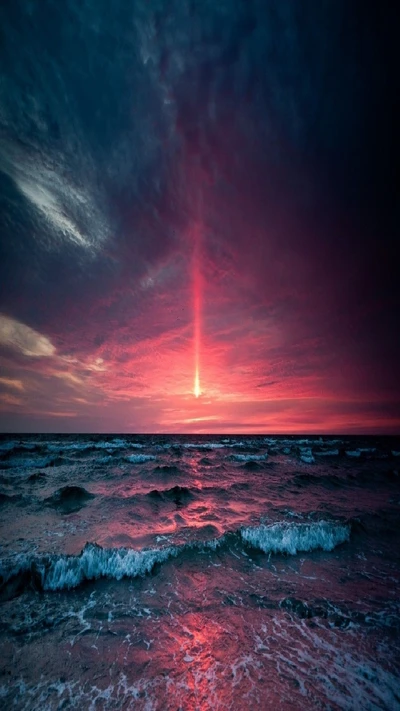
[0,434,400,710]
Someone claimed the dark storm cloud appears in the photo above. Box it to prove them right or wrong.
[0,0,182,332]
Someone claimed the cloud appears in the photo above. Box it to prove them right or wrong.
[0,315,56,357]
[0,140,110,253]
[0,377,24,391]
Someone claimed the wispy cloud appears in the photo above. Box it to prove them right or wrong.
[0,141,110,253]
[0,315,55,357]
[0,377,24,391]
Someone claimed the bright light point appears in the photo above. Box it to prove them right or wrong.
[194,368,201,398]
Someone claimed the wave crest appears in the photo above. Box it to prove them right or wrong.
[240,520,350,555]
[0,519,350,596]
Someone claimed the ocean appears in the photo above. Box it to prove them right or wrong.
[0,434,399,710]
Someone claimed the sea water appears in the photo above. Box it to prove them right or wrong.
[0,434,399,709]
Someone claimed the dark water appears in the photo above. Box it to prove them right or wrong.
[1,434,400,710]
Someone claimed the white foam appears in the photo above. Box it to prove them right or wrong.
[23,544,177,591]
[241,520,350,556]
[47,439,127,452]
[298,447,314,464]
[125,454,155,464]
[233,453,268,462]
[345,450,361,458]
[300,454,315,464]
[0,538,224,592]
[183,443,225,449]
[93,440,128,449]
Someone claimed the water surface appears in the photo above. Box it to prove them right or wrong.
[1,434,399,709]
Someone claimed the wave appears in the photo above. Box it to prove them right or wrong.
[0,455,57,470]
[182,441,249,451]
[138,481,249,504]
[182,442,226,450]
[94,454,114,464]
[45,486,95,513]
[125,454,155,464]
[344,447,380,459]
[146,485,194,505]
[0,443,44,460]
[0,440,17,452]
[300,454,315,464]
[297,446,315,464]
[198,457,213,466]
[0,538,221,595]
[28,471,47,482]
[240,520,350,555]
[0,492,22,506]
[292,472,346,489]
[153,464,182,474]
[232,453,268,462]
[0,519,351,597]
[241,460,265,471]
[47,439,129,453]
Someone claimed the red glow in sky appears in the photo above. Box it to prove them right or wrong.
[0,154,399,435]
[0,3,399,434]
[193,219,202,400]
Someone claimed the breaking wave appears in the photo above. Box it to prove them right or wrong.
[125,454,155,464]
[232,453,268,462]
[0,520,350,596]
[240,520,350,555]
[0,539,220,595]
[182,442,226,450]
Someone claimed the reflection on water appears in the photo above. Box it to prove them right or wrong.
[0,434,400,709]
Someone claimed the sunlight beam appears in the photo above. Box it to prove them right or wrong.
[193,217,202,398]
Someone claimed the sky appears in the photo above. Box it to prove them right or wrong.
[0,0,399,434]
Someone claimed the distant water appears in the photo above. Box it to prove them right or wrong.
[1,434,400,710]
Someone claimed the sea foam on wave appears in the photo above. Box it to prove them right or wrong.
[0,538,222,593]
[183,443,225,449]
[233,453,268,462]
[0,543,177,592]
[0,520,351,594]
[240,520,350,556]
[125,454,155,464]
[42,543,176,590]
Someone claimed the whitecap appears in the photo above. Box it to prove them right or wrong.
[345,450,361,458]
[233,453,268,462]
[240,520,350,556]
[125,454,155,464]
